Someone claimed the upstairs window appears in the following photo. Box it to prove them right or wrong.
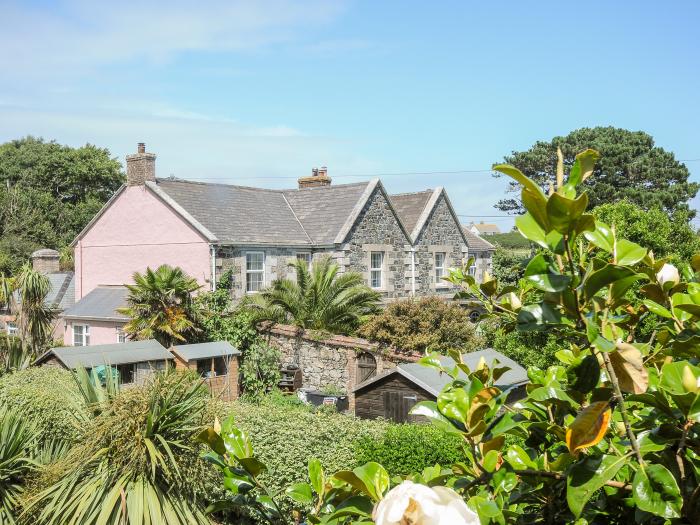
[6,322,17,336]
[370,252,384,289]
[116,328,126,343]
[73,324,90,346]
[434,252,446,282]
[246,252,265,293]
[296,252,312,269]
[468,262,477,277]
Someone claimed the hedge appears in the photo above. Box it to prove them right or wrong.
[0,367,86,444]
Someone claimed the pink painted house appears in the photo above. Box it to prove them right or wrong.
[62,143,492,347]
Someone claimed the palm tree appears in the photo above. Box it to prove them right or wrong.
[118,265,201,347]
[14,264,56,356]
[245,256,382,334]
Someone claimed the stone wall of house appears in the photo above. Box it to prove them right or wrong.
[337,187,412,300]
[413,193,468,296]
[215,246,333,300]
[260,323,419,410]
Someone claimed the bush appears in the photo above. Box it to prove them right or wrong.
[228,400,386,498]
[240,341,282,399]
[489,326,562,370]
[358,296,484,354]
[0,367,85,444]
[491,247,529,287]
[354,423,464,476]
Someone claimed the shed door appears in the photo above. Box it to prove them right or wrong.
[383,391,418,423]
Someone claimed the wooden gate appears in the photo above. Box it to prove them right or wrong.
[357,352,377,384]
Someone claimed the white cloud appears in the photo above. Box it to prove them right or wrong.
[0,0,348,79]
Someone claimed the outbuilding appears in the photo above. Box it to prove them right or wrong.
[171,341,241,401]
[34,339,173,386]
[353,349,529,422]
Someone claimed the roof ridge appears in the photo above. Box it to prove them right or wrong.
[390,189,434,197]
[158,177,370,193]
[281,192,315,244]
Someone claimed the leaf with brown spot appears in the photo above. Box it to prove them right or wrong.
[609,343,648,394]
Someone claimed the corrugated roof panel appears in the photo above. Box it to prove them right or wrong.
[42,339,171,368]
[172,341,240,362]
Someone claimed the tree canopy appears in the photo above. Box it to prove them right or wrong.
[0,136,124,272]
[494,127,698,216]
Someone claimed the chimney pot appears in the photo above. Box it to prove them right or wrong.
[126,142,156,186]
[298,165,331,189]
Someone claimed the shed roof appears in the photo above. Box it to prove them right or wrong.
[353,348,528,397]
[171,341,240,362]
[61,286,129,321]
[35,339,171,369]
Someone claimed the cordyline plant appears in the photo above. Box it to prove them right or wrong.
[199,150,700,524]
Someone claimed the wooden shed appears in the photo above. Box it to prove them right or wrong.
[171,341,241,401]
[34,339,172,386]
[353,349,529,423]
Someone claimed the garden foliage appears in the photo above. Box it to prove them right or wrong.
[200,148,700,524]
[358,296,484,355]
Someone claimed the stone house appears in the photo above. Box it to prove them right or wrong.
[469,221,501,236]
[1,249,75,342]
[64,143,493,345]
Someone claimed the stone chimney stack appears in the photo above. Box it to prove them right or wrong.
[126,142,156,186]
[31,248,60,274]
[298,166,331,189]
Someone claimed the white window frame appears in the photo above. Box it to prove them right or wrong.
[434,252,447,282]
[245,252,265,294]
[6,322,17,336]
[296,252,312,269]
[73,324,90,347]
[370,251,384,290]
[116,327,126,344]
[468,263,477,277]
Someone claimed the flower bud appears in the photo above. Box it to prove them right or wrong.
[656,263,680,288]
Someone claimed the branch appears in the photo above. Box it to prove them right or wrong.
[517,469,631,490]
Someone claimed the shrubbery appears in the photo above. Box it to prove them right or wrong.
[0,367,85,444]
[354,423,463,476]
[358,296,484,354]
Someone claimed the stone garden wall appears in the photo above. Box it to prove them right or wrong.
[259,323,419,410]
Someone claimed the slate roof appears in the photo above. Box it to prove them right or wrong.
[462,227,496,252]
[61,286,129,320]
[35,339,172,368]
[45,273,75,310]
[390,191,433,234]
[283,182,369,244]
[154,178,372,246]
[171,341,241,362]
[353,348,528,396]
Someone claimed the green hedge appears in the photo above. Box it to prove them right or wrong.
[354,423,464,476]
[0,367,86,444]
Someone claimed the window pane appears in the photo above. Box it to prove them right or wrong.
[246,253,263,271]
[117,364,134,384]
[296,252,311,266]
[213,357,227,376]
[246,272,263,292]
[435,252,446,280]
[74,325,83,346]
[370,252,383,270]
[197,359,212,378]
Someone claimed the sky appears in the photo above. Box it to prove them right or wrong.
[1,0,699,231]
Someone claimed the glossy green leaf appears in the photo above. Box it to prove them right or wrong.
[515,212,548,248]
[583,264,637,301]
[567,454,627,517]
[525,273,571,292]
[285,482,313,504]
[482,450,500,473]
[660,361,700,395]
[632,464,682,518]
[195,427,225,456]
[327,496,374,519]
[643,299,673,319]
[517,303,562,332]
[522,187,550,230]
[546,192,588,234]
[308,458,324,496]
[505,445,536,470]
[410,401,465,436]
[568,355,600,394]
[352,462,390,501]
[238,457,266,477]
[615,239,647,266]
[584,221,614,253]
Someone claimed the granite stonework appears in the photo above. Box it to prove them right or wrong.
[337,187,412,300]
[413,193,468,296]
[260,323,419,410]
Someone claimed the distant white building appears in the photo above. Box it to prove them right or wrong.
[469,221,501,236]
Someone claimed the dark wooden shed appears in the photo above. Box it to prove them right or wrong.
[353,349,529,423]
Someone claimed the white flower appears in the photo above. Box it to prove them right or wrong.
[373,480,480,525]
[656,263,679,288]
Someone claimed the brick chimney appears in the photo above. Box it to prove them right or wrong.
[126,142,156,186]
[298,166,331,189]
[31,248,60,274]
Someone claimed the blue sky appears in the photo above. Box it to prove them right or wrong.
[1,0,699,231]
